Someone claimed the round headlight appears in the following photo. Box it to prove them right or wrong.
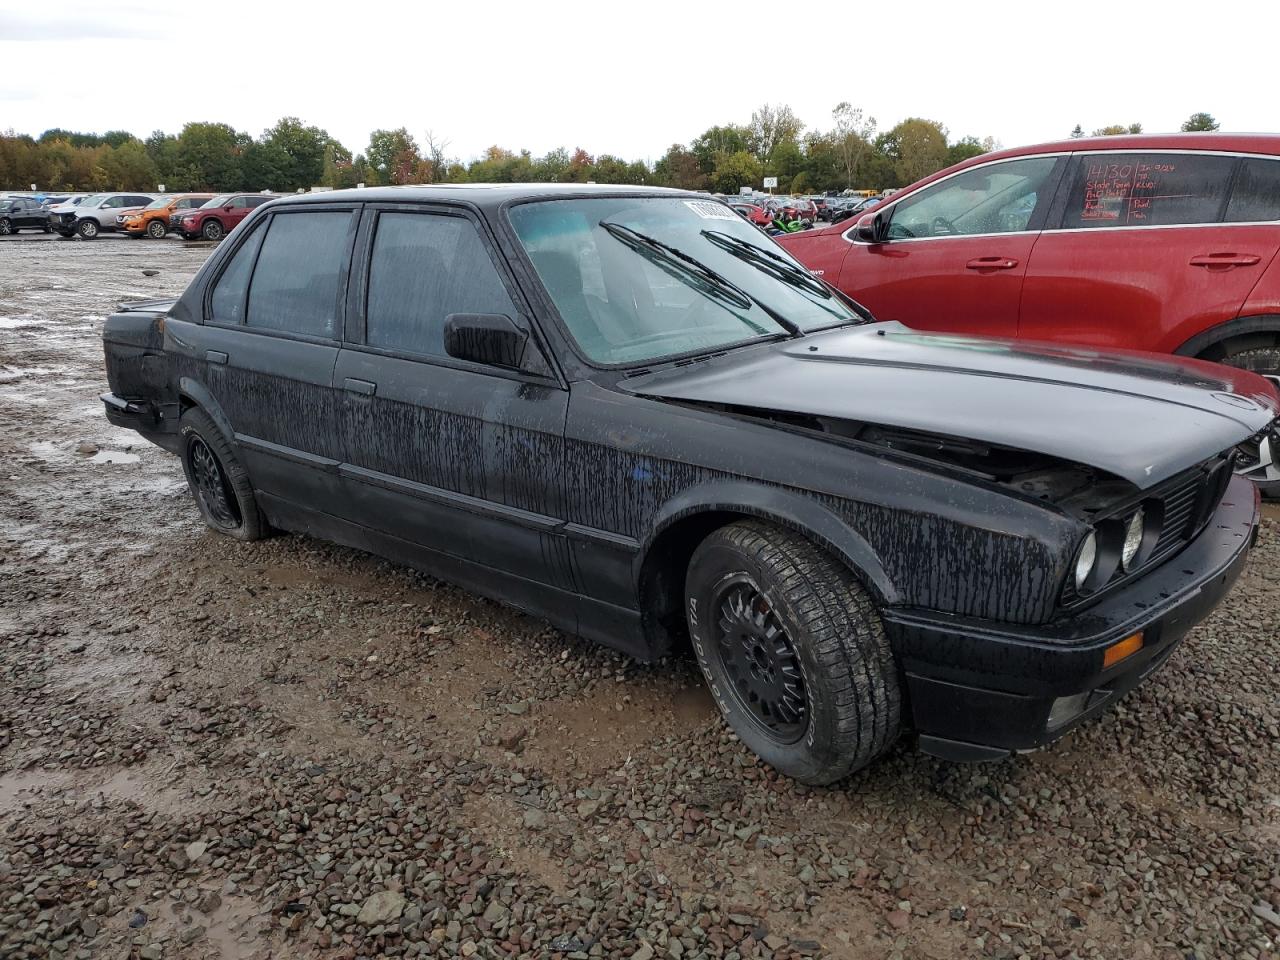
[1074,531,1097,590]
[1121,508,1144,571]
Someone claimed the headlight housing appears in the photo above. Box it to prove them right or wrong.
[1121,509,1144,571]
[1073,530,1097,591]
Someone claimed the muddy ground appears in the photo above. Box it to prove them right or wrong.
[0,238,1277,960]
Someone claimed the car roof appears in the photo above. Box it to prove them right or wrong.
[269,182,697,213]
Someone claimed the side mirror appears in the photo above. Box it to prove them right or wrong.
[444,313,529,370]
[854,212,885,243]
[223,204,234,211]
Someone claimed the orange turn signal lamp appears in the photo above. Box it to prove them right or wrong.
[1103,631,1144,669]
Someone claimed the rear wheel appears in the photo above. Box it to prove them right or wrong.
[685,521,901,785]
[179,408,268,541]
[76,218,99,239]
[201,219,224,241]
[146,219,167,239]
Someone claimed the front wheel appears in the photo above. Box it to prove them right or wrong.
[686,521,901,785]
[201,219,224,241]
[146,219,167,239]
[178,408,268,541]
[76,218,99,239]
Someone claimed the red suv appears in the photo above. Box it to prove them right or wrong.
[174,193,275,241]
[781,134,1280,389]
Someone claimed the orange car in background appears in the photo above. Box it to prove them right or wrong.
[119,194,214,239]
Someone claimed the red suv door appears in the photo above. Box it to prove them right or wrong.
[834,155,1065,338]
[1019,151,1280,353]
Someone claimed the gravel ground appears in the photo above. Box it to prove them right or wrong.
[0,238,1277,960]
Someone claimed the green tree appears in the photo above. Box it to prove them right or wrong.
[176,122,248,190]
[1092,123,1143,136]
[1181,112,1219,132]
[883,118,948,185]
[653,144,705,190]
[831,103,877,189]
[711,150,762,196]
[747,103,803,163]
[259,117,335,190]
[98,138,157,190]
[366,128,420,185]
[946,135,987,166]
[691,125,750,178]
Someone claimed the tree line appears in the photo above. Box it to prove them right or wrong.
[0,109,1221,196]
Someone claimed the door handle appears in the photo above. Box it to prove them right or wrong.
[343,378,376,396]
[1189,253,1262,268]
[965,257,1019,270]
[205,350,228,365]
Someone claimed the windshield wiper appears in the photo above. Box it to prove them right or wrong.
[599,221,802,336]
[700,229,833,298]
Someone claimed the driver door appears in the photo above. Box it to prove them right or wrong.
[838,155,1066,338]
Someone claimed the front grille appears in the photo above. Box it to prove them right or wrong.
[1058,456,1229,609]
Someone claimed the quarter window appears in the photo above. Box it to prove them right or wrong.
[885,157,1058,239]
[365,212,516,357]
[246,211,352,338]
[1061,153,1234,229]
[209,222,266,324]
[1225,157,1280,222]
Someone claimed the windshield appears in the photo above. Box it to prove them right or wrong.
[203,195,233,208]
[144,196,175,210]
[508,197,860,365]
[79,194,107,207]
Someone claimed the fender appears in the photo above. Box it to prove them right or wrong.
[1174,313,1280,360]
[176,376,239,445]
[635,478,899,605]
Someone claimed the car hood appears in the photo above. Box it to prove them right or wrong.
[46,202,82,214]
[622,323,1279,489]
[117,207,146,218]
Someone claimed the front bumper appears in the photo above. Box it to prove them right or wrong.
[883,475,1259,761]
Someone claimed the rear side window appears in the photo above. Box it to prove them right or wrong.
[1225,158,1280,222]
[365,212,516,357]
[246,211,353,338]
[209,222,266,324]
[1061,153,1234,229]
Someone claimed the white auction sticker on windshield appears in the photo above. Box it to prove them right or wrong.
[683,200,738,221]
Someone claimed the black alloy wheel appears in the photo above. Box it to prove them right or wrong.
[712,576,808,743]
[187,435,242,529]
[201,219,224,241]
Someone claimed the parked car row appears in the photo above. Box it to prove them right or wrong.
[1,190,278,240]
[100,182,1274,785]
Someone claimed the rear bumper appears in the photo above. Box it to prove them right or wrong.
[883,476,1259,761]
[101,392,181,454]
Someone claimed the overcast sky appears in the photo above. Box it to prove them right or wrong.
[2,0,1276,164]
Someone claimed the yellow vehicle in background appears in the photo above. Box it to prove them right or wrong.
[118,194,213,239]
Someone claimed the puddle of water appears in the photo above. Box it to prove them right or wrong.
[90,450,140,465]
[0,316,41,330]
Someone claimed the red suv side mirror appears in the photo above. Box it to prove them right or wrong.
[854,212,885,244]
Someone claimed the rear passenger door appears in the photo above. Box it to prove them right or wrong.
[1019,151,1280,352]
[333,204,572,594]
[191,205,359,508]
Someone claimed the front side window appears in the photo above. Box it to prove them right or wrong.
[885,157,1058,239]
[246,211,352,338]
[366,212,516,357]
[509,197,862,365]
[1061,152,1234,229]
[209,222,266,325]
[1225,157,1280,222]
[102,196,125,209]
